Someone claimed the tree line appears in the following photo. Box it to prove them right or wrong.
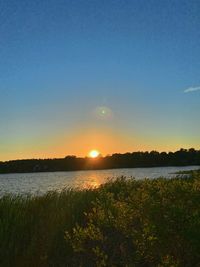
[0,148,199,174]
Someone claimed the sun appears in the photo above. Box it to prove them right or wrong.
[89,150,100,158]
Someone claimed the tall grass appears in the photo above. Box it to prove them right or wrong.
[1,171,200,266]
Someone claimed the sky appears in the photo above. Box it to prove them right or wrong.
[0,0,200,161]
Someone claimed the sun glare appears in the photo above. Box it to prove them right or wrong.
[89,150,100,158]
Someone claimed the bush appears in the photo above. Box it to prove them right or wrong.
[1,171,200,266]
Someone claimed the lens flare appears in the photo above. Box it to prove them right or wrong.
[94,106,113,120]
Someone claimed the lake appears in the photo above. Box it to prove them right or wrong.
[0,165,199,196]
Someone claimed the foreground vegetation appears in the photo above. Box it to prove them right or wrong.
[1,171,200,267]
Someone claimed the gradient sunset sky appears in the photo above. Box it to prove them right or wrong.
[0,0,200,161]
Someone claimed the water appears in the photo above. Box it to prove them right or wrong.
[0,165,199,196]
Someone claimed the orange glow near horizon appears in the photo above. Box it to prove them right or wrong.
[1,125,199,161]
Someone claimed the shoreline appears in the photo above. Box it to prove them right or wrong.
[1,171,200,266]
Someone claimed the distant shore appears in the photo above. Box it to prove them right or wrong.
[0,148,200,174]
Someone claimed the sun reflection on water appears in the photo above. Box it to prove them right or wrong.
[73,171,103,189]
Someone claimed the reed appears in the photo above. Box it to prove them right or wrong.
[1,171,200,266]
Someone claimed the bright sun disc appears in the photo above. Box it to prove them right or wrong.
[89,150,100,158]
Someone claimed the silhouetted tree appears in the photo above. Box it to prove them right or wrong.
[0,148,199,174]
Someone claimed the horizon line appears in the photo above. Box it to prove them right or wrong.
[1,147,199,163]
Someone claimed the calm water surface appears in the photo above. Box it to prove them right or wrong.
[0,166,199,196]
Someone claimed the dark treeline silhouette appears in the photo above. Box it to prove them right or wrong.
[0,148,200,174]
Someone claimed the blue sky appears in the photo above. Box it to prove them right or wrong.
[0,0,200,160]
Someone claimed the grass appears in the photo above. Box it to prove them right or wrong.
[1,170,200,266]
